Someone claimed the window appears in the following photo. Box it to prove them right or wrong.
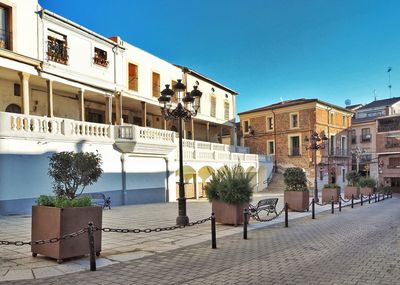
[13,83,20,96]
[210,96,216,117]
[0,4,11,50]
[342,115,346,127]
[5,103,21,113]
[128,63,138,91]
[330,113,334,125]
[87,109,105,124]
[267,116,274,131]
[47,30,68,64]
[289,136,300,156]
[388,157,400,169]
[224,102,229,120]
[243,120,249,133]
[152,72,160,97]
[342,169,346,183]
[330,135,335,155]
[320,171,323,181]
[350,129,356,144]
[290,113,299,128]
[93,47,108,67]
[386,136,400,148]
[267,140,275,155]
[361,128,371,142]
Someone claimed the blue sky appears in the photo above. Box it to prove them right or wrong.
[39,0,400,113]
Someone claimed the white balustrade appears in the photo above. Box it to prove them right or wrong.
[70,121,112,139]
[134,126,175,145]
[196,141,212,150]
[211,143,225,151]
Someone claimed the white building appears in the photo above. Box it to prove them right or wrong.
[0,0,272,215]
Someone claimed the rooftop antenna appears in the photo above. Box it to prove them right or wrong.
[387,67,392,98]
[374,89,377,101]
[345,99,351,106]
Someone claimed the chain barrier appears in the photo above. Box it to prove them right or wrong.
[250,206,285,222]
[315,201,330,207]
[340,196,352,203]
[99,216,212,234]
[0,227,88,247]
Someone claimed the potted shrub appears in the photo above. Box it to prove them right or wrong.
[322,183,340,203]
[31,151,103,263]
[344,171,360,199]
[359,177,376,196]
[283,167,310,211]
[205,164,254,226]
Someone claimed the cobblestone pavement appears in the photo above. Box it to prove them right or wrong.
[2,194,398,285]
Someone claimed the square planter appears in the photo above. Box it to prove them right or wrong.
[212,200,249,226]
[31,206,102,263]
[360,187,374,196]
[344,186,359,199]
[322,188,340,203]
[284,191,309,211]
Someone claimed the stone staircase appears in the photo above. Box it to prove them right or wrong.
[263,172,286,194]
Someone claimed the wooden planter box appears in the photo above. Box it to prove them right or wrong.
[360,187,374,196]
[284,191,309,211]
[31,206,102,263]
[344,186,359,199]
[322,188,340,203]
[212,200,249,226]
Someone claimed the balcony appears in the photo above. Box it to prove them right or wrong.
[378,124,400,133]
[93,55,109,67]
[0,29,12,50]
[330,147,350,157]
[360,134,371,143]
[47,40,69,65]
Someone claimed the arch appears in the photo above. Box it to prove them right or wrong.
[5,104,21,114]
[176,165,197,199]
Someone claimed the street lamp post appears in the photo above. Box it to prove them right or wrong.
[304,130,328,202]
[158,80,202,226]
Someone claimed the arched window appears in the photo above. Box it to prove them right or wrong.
[5,104,21,114]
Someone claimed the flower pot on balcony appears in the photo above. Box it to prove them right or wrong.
[31,206,102,263]
[322,185,340,203]
[360,187,374,196]
[212,200,248,226]
[344,186,359,199]
[284,191,310,211]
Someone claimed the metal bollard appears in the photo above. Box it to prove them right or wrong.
[361,195,363,206]
[351,194,354,208]
[369,194,371,204]
[312,198,315,219]
[285,203,288,228]
[87,222,96,271]
[331,197,334,214]
[211,213,216,249]
[375,193,377,203]
[243,208,248,240]
[339,196,342,212]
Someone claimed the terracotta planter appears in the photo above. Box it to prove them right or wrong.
[212,200,249,226]
[322,188,340,203]
[284,191,309,211]
[344,186,359,199]
[360,187,374,196]
[31,206,102,263]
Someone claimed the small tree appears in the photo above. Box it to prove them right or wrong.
[283,167,308,192]
[345,171,360,186]
[48,151,103,199]
[358,177,377,188]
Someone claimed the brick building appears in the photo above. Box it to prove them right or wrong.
[238,99,354,190]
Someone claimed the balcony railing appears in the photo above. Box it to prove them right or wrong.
[385,142,400,148]
[331,147,350,157]
[0,29,12,50]
[93,56,109,67]
[289,147,300,156]
[47,40,69,65]
[378,124,400,133]
[360,135,371,143]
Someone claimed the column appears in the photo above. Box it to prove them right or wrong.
[230,126,237,146]
[18,72,30,115]
[206,122,210,141]
[115,92,123,125]
[46,80,54,117]
[163,118,167,130]
[191,119,195,140]
[141,101,147,127]
[78,89,85,121]
[105,95,112,124]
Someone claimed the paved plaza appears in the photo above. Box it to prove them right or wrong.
[0,194,399,284]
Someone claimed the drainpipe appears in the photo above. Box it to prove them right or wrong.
[327,107,332,183]
[121,154,127,205]
[272,109,278,173]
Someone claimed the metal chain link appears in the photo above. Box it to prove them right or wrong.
[315,201,330,206]
[251,206,285,222]
[340,196,351,203]
[100,216,212,234]
[0,227,88,247]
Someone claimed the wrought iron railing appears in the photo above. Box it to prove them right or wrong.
[360,135,371,143]
[47,39,69,65]
[378,124,400,133]
[0,29,12,50]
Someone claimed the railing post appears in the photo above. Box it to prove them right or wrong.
[351,194,354,208]
[339,195,342,212]
[211,213,216,249]
[243,208,248,240]
[368,194,371,204]
[331,198,334,214]
[285,203,288,228]
[87,222,96,271]
[361,195,363,206]
[312,198,315,219]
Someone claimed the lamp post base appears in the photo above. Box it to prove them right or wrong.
[176,215,189,226]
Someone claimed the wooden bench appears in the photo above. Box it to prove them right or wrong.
[248,198,278,220]
[84,193,111,209]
